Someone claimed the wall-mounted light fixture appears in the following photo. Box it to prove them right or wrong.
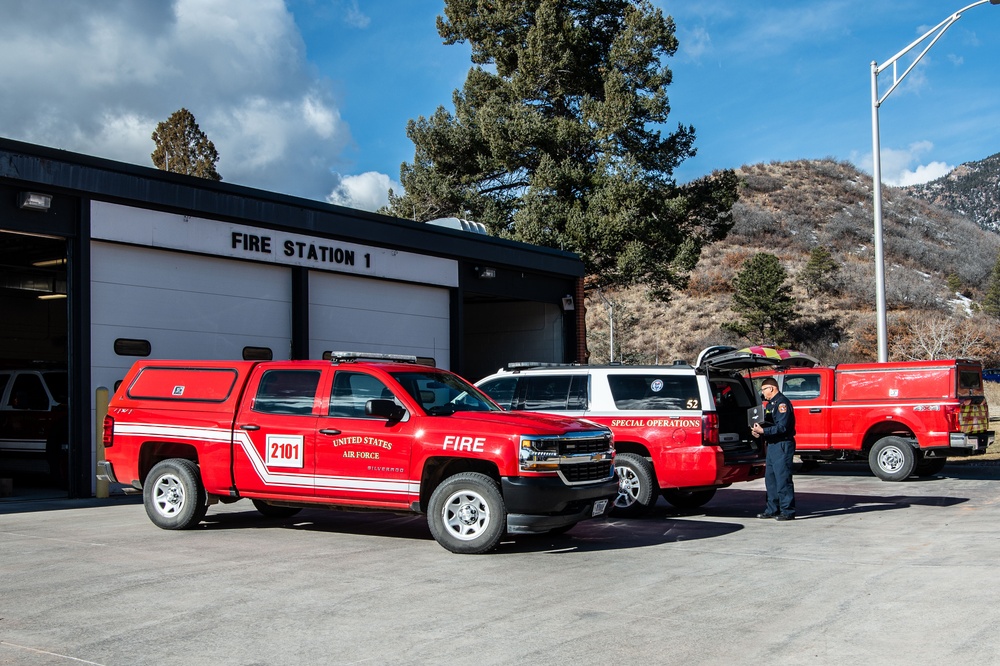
[476,266,496,279]
[19,192,52,211]
[561,295,575,311]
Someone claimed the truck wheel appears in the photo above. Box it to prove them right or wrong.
[915,457,947,477]
[143,459,208,530]
[251,500,303,519]
[662,487,717,510]
[869,436,917,481]
[613,453,657,516]
[427,472,506,554]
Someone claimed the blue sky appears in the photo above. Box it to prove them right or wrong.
[2,1,999,211]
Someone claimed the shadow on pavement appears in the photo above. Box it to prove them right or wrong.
[675,485,969,522]
[196,504,744,554]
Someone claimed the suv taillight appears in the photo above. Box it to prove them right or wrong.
[102,414,114,448]
[702,412,719,445]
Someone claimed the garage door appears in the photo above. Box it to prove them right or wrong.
[309,272,450,368]
[91,241,292,391]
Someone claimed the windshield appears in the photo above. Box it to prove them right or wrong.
[389,370,500,415]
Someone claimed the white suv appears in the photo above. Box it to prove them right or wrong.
[477,346,816,515]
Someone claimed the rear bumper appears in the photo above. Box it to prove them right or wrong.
[942,430,994,456]
[501,475,618,534]
[96,460,119,484]
[921,431,994,458]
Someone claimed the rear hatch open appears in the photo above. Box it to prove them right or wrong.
[696,346,819,456]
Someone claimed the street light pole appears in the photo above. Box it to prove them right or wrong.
[870,0,1000,363]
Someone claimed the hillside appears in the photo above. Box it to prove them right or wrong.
[585,158,1000,367]
[907,152,1000,233]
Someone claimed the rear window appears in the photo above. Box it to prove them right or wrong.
[128,367,239,402]
[254,370,321,415]
[959,370,982,392]
[608,374,700,411]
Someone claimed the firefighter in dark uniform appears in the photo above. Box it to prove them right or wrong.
[751,377,796,520]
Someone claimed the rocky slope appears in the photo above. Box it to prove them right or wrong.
[585,158,1000,367]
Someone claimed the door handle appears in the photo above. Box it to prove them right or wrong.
[240,424,260,431]
[809,408,821,414]
[319,428,341,436]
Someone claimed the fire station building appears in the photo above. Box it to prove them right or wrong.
[0,137,587,497]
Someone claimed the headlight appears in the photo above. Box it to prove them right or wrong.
[520,436,558,453]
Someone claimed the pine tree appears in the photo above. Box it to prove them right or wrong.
[383,0,738,300]
[982,253,1000,318]
[151,108,222,181]
[797,246,839,297]
[724,253,798,344]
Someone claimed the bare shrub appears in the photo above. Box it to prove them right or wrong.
[730,202,780,239]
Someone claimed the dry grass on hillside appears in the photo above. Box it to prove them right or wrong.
[584,159,1000,367]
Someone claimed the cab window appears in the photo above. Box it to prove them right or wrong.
[608,374,699,411]
[782,375,821,400]
[329,371,395,418]
[520,375,588,410]
[253,370,321,415]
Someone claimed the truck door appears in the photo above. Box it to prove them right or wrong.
[781,372,831,450]
[233,366,323,497]
[313,369,415,506]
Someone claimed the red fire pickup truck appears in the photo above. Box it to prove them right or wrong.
[98,353,617,553]
[757,359,993,481]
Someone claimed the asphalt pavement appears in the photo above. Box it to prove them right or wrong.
[3,461,1000,666]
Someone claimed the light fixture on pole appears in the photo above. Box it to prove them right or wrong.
[870,0,1000,363]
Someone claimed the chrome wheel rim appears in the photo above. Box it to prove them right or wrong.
[615,466,640,508]
[152,473,186,518]
[442,489,491,541]
[877,446,905,473]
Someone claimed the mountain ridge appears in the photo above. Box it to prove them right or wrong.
[584,156,1000,367]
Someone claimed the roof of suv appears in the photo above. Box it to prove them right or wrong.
[492,347,818,377]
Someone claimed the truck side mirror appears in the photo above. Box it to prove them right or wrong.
[366,398,406,422]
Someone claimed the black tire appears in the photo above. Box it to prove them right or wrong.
[143,459,207,529]
[427,472,506,554]
[869,436,917,481]
[915,457,947,477]
[662,487,717,510]
[612,452,658,516]
[251,499,303,519]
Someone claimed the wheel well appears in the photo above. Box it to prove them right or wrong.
[138,441,199,485]
[862,426,917,454]
[614,441,652,458]
[419,457,500,513]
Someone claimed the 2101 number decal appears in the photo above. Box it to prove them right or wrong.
[266,434,305,468]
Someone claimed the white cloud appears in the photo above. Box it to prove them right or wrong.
[891,161,953,186]
[326,172,401,212]
[851,140,954,186]
[341,0,371,29]
[679,26,713,60]
[0,0,356,201]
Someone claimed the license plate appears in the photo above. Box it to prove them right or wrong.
[592,499,608,516]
